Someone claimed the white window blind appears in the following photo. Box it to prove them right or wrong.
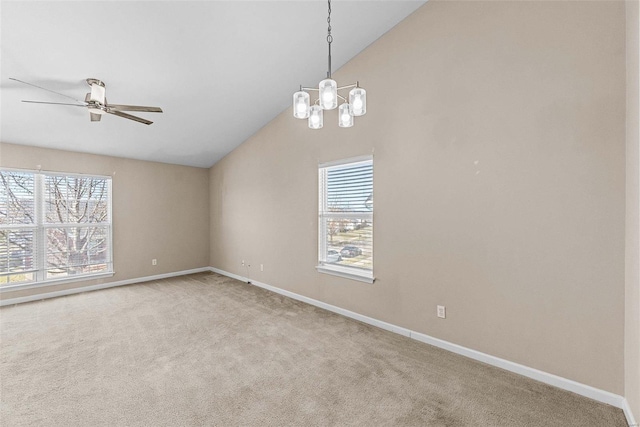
[0,169,113,289]
[0,171,36,284]
[317,156,373,283]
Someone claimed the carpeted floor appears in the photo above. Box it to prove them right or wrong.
[0,272,628,426]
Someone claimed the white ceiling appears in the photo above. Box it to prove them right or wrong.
[1,0,425,168]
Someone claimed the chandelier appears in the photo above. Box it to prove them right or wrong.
[292,0,367,129]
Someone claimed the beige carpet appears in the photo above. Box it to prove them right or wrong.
[0,272,628,426]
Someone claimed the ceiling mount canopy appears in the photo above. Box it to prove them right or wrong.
[293,0,367,129]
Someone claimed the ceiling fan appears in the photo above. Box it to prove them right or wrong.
[9,78,163,125]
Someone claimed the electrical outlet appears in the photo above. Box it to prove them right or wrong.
[437,305,446,319]
[152,259,157,266]
[260,264,264,272]
[241,260,245,266]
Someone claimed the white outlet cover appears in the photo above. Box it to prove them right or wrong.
[437,305,446,319]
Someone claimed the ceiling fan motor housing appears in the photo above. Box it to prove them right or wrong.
[86,79,107,115]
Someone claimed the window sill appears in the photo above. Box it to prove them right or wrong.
[316,264,374,283]
[0,271,115,293]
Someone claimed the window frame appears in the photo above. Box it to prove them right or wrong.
[316,155,374,283]
[0,168,114,292]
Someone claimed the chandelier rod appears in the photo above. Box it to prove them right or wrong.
[312,94,347,105]
[301,82,360,92]
[327,0,333,79]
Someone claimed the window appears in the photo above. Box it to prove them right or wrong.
[317,156,373,283]
[0,169,113,289]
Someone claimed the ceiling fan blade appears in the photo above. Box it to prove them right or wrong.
[90,113,102,122]
[107,104,163,113]
[22,100,87,107]
[10,78,85,103]
[107,109,153,125]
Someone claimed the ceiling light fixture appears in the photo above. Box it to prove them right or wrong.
[293,0,367,129]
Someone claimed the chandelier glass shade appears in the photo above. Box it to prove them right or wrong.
[293,0,367,129]
[349,87,367,116]
[293,91,310,119]
[309,105,324,129]
[338,103,353,127]
[319,79,338,110]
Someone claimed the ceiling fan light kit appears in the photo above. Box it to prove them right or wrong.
[293,0,367,130]
[10,77,163,125]
[87,78,106,115]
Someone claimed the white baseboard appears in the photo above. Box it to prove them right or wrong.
[209,266,636,427]
[0,267,211,307]
[623,398,638,427]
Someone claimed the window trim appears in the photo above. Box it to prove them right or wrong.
[0,167,114,292]
[317,155,374,283]
[316,264,374,283]
[0,271,115,293]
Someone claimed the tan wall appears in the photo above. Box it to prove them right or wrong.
[0,142,210,300]
[626,0,640,419]
[209,1,626,394]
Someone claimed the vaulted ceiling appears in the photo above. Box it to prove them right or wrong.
[1,1,425,168]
